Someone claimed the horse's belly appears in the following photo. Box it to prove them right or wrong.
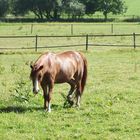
[54,76,68,83]
[55,72,73,83]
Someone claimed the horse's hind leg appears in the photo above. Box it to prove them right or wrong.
[67,81,76,106]
[76,81,82,107]
[67,83,75,99]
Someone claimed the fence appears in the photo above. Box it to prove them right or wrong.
[0,33,140,51]
[0,23,140,36]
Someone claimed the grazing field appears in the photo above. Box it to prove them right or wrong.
[0,22,140,139]
[0,47,140,140]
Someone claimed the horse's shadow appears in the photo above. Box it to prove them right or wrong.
[0,104,69,114]
[0,106,41,113]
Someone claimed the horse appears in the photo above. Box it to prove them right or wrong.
[30,51,87,112]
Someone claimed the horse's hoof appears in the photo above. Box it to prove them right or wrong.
[48,109,51,113]
[44,109,51,113]
[69,100,74,106]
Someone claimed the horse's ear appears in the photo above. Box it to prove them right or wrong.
[30,61,34,69]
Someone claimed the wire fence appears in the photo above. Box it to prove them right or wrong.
[0,23,140,36]
[0,33,140,51]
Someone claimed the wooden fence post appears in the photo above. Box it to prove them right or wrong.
[35,35,38,52]
[111,24,114,34]
[86,34,89,51]
[71,24,73,35]
[31,24,33,34]
[133,33,136,50]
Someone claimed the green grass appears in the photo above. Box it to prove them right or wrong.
[0,22,140,139]
[125,0,140,15]
[0,47,140,140]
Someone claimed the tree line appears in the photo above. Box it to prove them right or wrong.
[0,0,127,21]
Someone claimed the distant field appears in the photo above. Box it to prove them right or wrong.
[125,0,140,15]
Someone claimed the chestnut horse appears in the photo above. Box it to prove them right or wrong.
[30,51,87,112]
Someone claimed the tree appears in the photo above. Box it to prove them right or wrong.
[30,0,63,20]
[0,0,9,17]
[81,0,127,21]
[63,0,85,19]
[11,0,31,16]
[98,0,127,21]
[11,0,63,20]
[80,0,99,15]
[51,0,62,19]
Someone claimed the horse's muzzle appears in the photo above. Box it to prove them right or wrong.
[33,88,39,94]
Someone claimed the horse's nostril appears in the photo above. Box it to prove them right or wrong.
[33,88,39,94]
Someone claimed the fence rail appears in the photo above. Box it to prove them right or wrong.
[1,23,140,35]
[0,33,140,51]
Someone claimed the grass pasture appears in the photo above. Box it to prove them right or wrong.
[0,22,140,139]
[0,47,140,140]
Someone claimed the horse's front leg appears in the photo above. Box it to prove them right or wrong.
[42,85,48,110]
[47,82,54,112]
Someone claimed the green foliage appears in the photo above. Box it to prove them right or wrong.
[80,0,99,14]
[0,0,9,17]
[3,0,128,20]
[82,0,127,20]
[11,0,63,19]
[98,0,127,20]
[10,63,32,103]
[12,76,31,103]
[63,0,85,18]
[11,0,30,16]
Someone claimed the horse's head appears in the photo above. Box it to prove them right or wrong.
[30,63,43,94]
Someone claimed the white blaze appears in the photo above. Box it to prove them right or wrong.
[34,78,39,93]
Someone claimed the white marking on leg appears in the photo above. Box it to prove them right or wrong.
[48,103,51,113]
[77,96,81,107]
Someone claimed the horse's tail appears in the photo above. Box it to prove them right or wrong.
[81,53,87,93]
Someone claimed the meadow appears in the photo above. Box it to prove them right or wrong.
[0,23,140,140]
[0,47,140,140]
